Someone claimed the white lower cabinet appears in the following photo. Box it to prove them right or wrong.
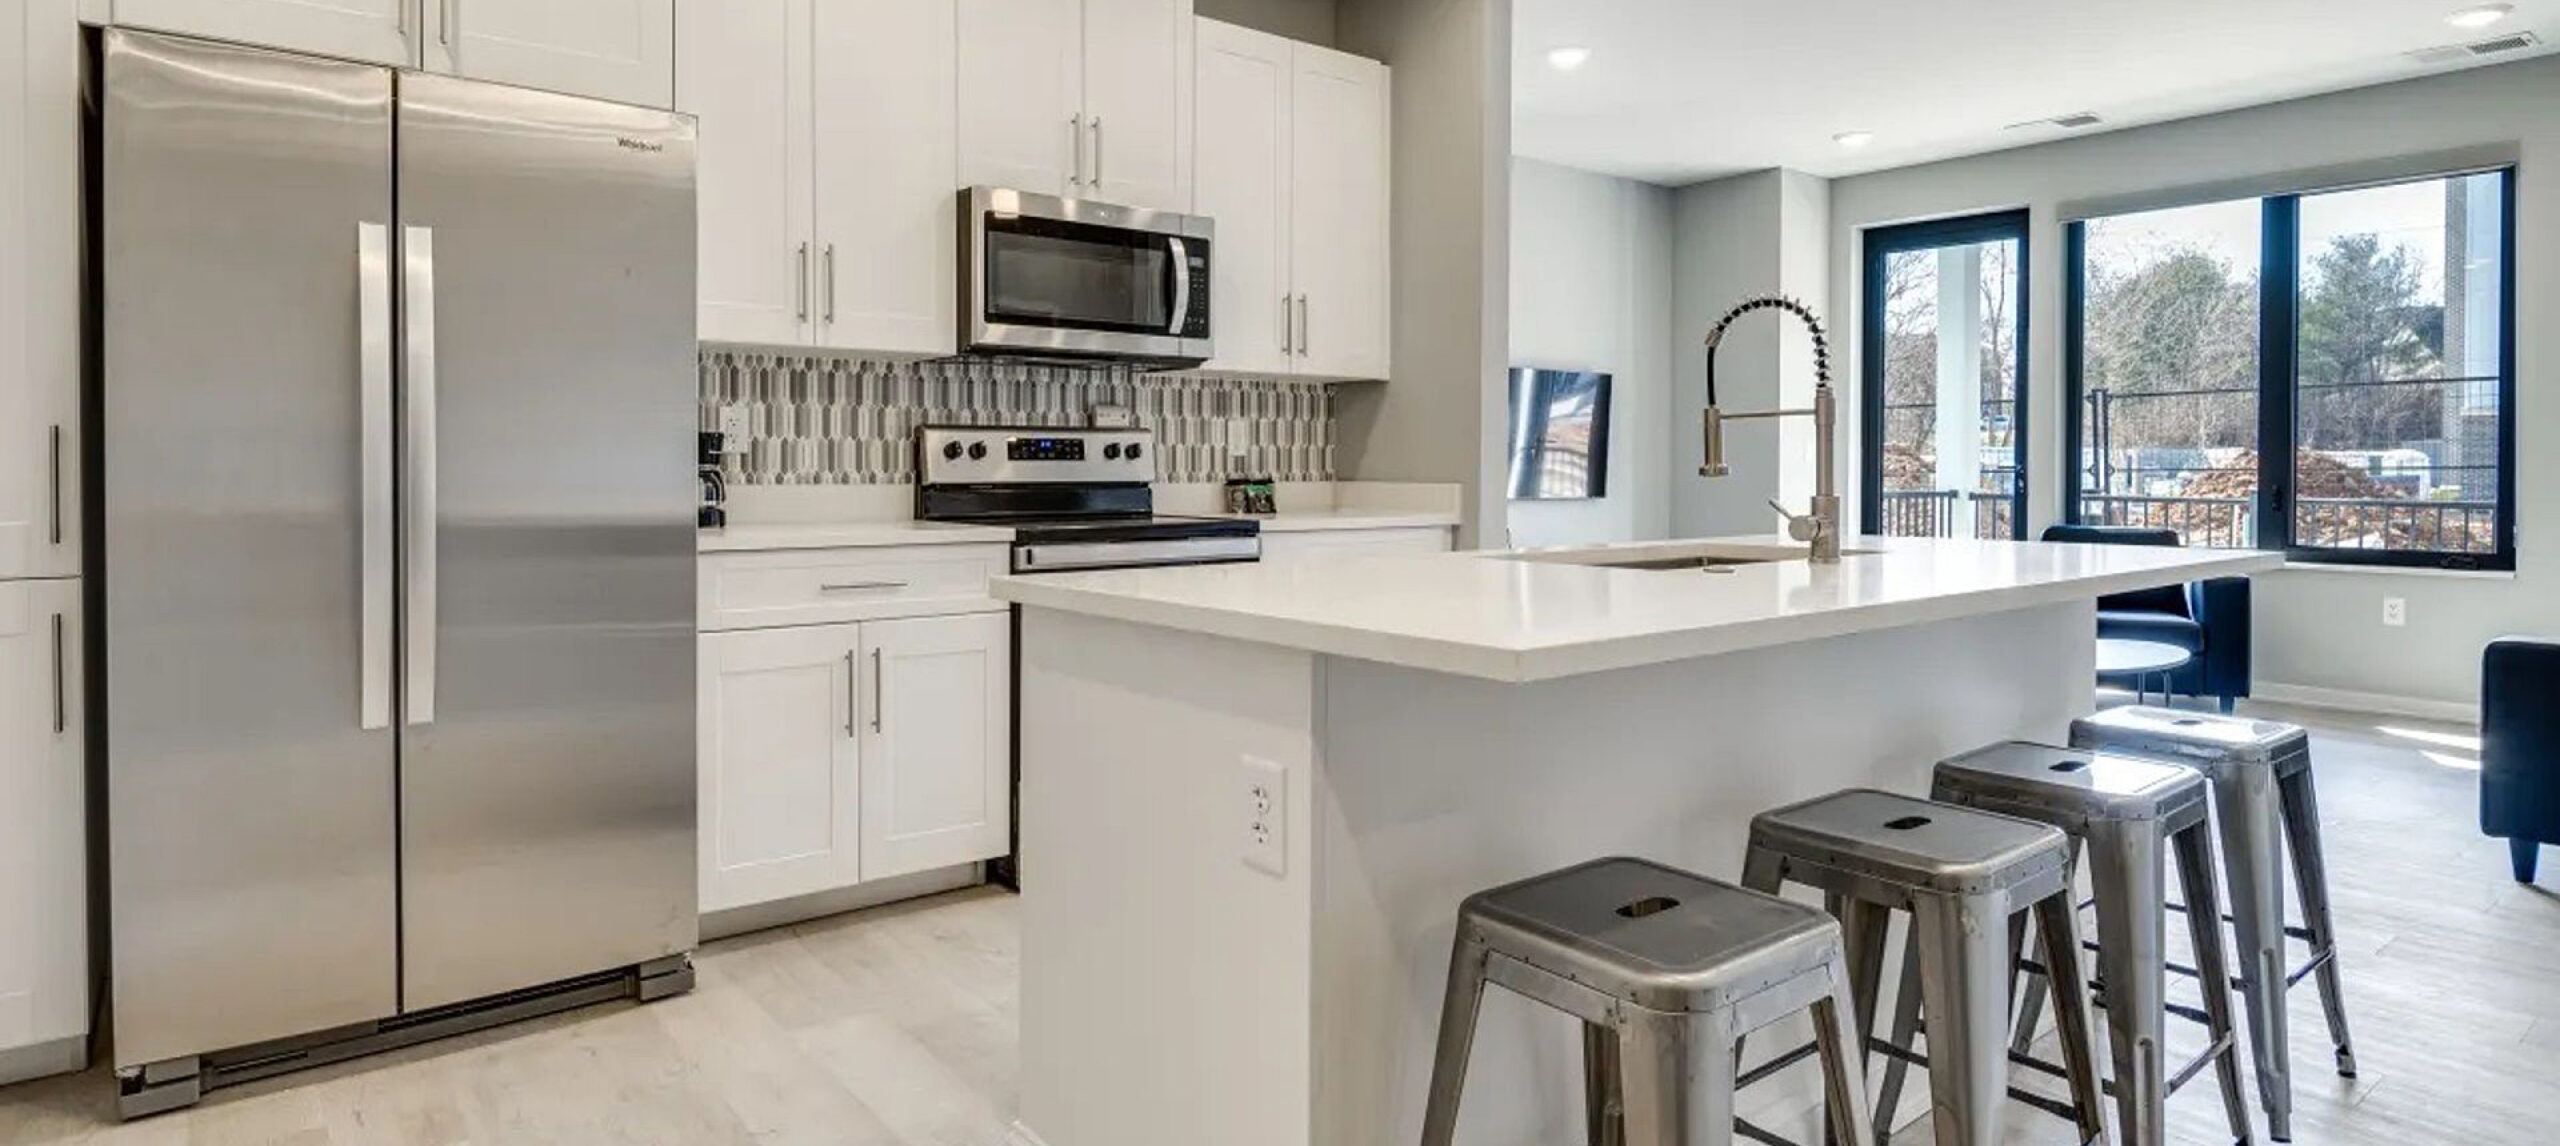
[0,578,85,1082]
[698,606,1009,913]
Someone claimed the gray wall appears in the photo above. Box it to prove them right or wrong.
[1337,0,1512,546]
[1825,56,2560,711]
[1668,169,1831,537]
[1195,0,1339,45]
[1506,157,1674,546]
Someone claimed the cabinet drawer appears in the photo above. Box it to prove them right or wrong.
[700,544,1007,631]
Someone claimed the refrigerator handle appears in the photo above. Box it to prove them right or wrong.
[358,222,394,731]
[403,225,440,726]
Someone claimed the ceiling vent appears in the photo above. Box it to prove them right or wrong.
[2004,111,2103,131]
[2408,30,2542,64]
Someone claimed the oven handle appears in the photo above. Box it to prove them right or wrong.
[1166,236,1191,337]
[1014,535,1261,574]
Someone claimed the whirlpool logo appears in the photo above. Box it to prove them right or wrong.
[615,136,666,154]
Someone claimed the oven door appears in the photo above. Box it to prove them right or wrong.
[963,187,1213,365]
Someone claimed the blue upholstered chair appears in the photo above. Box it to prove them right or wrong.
[2040,524,2253,712]
[2482,637,2560,883]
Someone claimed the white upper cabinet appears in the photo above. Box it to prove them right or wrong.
[958,0,1192,212]
[0,0,78,582]
[1192,19,1389,381]
[859,613,1010,882]
[425,0,675,108]
[1191,20,1290,375]
[677,0,812,346]
[0,580,86,1073]
[810,0,957,355]
[697,622,863,913]
[112,0,417,67]
[1286,40,1389,380]
[1079,0,1190,212]
[955,0,1081,197]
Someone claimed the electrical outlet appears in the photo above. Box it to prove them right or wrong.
[717,405,750,441]
[1225,417,1250,457]
[1241,755,1286,877]
[2382,597,2407,627]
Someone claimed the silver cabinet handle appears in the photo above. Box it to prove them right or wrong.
[870,647,884,733]
[818,580,907,592]
[357,223,395,730]
[1091,117,1104,185]
[440,0,456,46]
[1070,114,1084,188]
[402,225,440,726]
[50,612,65,735]
[1296,295,1309,357]
[823,243,837,324]
[795,241,810,321]
[47,424,61,546]
[1281,294,1294,355]
[844,650,858,738]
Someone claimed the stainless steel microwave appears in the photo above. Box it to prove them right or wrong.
[961,186,1214,368]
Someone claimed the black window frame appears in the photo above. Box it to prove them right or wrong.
[2063,167,2518,572]
[1858,208,2033,540]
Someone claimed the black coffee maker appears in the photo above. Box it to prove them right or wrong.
[698,431,727,529]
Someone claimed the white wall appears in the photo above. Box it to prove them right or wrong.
[1336,0,1513,547]
[1196,0,1339,45]
[1825,56,2560,712]
[1504,157,1673,547]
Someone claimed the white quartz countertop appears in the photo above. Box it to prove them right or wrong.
[991,534,2283,683]
[1209,508,1459,532]
[697,509,1457,552]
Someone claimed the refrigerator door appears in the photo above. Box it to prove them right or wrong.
[102,30,400,1067]
[394,73,699,1011]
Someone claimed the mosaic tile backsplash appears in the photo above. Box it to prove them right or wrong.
[699,350,1337,486]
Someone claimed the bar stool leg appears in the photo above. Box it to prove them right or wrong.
[2277,766,2357,1084]
[2208,767,2293,1142]
[1616,1007,1737,1146]
[1836,897,1893,1072]
[2032,890,2111,1146]
[2171,821,2257,1146]
[2086,821,2169,1146]
[1420,930,1492,1146]
[1872,941,1924,1142]
[1583,1023,1625,1146]
[1909,892,2011,1146]
[1812,966,1881,1146]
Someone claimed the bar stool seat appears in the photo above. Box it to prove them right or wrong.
[1420,857,1875,1146]
[2070,706,2356,1144]
[1743,790,2109,1146]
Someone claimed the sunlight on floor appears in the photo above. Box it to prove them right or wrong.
[2376,724,2483,771]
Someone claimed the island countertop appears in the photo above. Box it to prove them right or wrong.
[990,534,2282,683]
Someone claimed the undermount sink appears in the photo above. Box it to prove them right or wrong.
[1499,541,1877,572]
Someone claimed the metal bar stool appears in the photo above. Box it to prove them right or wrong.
[1885,742,2253,1146]
[2067,706,2355,1143]
[1419,857,1874,1146]
[1740,790,2109,1146]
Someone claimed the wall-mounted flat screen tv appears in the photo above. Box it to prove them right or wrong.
[1506,368,1612,500]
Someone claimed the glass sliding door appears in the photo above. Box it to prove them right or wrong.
[1859,210,2029,539]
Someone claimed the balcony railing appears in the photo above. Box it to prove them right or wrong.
[1879,489,2015,541]
[2075,493,2498,554]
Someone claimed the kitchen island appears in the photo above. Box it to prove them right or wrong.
[993,535,2278,1146]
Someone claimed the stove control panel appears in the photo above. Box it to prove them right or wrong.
[917,426,1156,485]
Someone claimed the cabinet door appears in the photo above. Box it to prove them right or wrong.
[1081,0,1191,211]
[809,0,956,356]
[956,0,1081,197]
[0,0,79,581]
[677,0,812,346]
[1287,44,1390,381]
[112,0,416,67]
[1191,19,1291,375]
[859,612,1010,881]
[0,580,85,1062]
[697,624,863,912]
[428,0,674,108]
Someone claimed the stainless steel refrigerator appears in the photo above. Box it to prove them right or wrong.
[98,29,698,1116]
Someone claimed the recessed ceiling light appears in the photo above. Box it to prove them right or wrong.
[2447,3,2515,28]
[1833,130,1875,149]
[1545,46,1592,71]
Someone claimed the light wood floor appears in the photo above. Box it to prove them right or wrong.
[4,702,2555,1145]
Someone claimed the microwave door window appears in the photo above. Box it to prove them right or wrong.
[985,220,1172,334]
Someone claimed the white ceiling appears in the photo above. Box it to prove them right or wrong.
[1512,0,2560,186]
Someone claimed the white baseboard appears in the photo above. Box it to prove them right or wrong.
[2252,681,2479,726]
[698,864,984,941]
[1004,1120,1051,1146]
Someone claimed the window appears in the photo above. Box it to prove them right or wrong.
[1860,210,2030,540]
[2066,169,2515,569]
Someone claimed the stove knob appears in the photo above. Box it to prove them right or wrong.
[1103,443,1122,460]
[968,441,988,460]
[941,440,964,461]
[1124,442,1143,461]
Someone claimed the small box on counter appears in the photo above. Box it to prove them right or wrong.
[1223,477,1277,516]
